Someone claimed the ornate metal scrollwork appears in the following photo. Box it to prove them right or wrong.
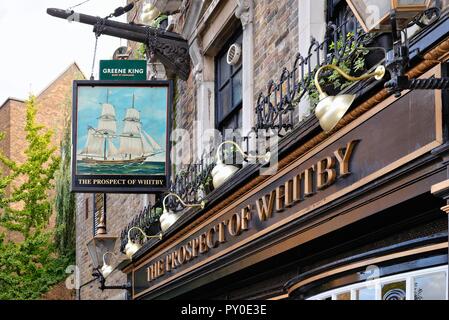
[255,11,375,136]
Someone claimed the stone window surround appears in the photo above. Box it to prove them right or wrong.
[187,0,328,157]
[187,0,255,159]
[297,0,327,121]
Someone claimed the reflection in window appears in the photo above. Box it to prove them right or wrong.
[356,286,375,300]
[306,265,447,300]
[382,281,406,300]
[336,292,351,300]
[414,272,446,300]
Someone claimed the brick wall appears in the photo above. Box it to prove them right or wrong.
[76,193,147,300]
[36,64,84,229]
[74,0,300,300]
[253,0,299,99]
[0,99,16,175]
[0,63,84,273]
[0,99,27,241]
[74,1,164,300]
[1,64,83,167]
[0,99,24,168]
[36,64,84,151]
[174,74,196,165]
[73,1,171,300]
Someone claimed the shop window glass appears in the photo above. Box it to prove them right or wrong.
[356,286,376,300]
[336,292,351,300]
[307,266,447,300]
[382,281,406,300]
[414,272,446,300]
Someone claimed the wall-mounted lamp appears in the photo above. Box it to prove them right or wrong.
[160,193,206,233]
[91,265,131,292]
[86,234,118,270]
[314,64,386,132]
[345,1,448,97]
[211,141,271,189]
[140,2,161,25]
[100,252,116,278]
[125,226,162,259]
[87,234,131,292]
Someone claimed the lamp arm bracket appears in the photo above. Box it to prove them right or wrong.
[216,141,268,163]
[314,64,385,97]
[163,193,205,212]
[216,141,247,162]
[100,282,132,291]
[94,267,132,291]
[127,226,161,242]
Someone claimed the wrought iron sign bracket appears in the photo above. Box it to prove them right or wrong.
[92,268,132,292]
[384,8,449,97]
[47,8,190,81]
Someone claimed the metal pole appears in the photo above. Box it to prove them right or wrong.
[46,8,190,80]
[46,8,185,41]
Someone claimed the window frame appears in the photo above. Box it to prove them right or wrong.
[307,265,448,300]
[215,27,244,134]
[327,0,345,23]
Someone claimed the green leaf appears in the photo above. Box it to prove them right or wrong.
[0,94,72,300]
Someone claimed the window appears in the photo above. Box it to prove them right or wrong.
[356,286,376,300]
[414,271,446,300]
[327,0,348,25]
[215,28,243,137]
[382,281,406,300]
[308,265,448,300]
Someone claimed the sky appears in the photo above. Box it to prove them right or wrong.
[0,0,127,105]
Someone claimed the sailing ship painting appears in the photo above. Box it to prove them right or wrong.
[75,86,167,176]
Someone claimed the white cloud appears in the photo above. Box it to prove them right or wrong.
[0,0,127,104]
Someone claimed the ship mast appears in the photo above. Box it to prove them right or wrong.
[103,88,109,160]
[104,89,109,160]
[96,89,118,160]
[119,93,144,159]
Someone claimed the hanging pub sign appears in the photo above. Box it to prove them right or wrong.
[72,80,172,193]
[100,60,147,81]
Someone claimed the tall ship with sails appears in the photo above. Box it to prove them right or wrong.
[79,93,163,164]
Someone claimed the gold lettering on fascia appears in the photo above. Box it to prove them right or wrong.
[145,140,359,283]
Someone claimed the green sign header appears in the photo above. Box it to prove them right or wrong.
[100,60,147,81]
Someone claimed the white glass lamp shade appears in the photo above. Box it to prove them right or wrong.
[211,161,240,189]
[125,241,142,260]
[100,264,114,278]
[159,209,180,233]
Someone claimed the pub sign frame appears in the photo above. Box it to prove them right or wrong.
[71,80,172,193]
